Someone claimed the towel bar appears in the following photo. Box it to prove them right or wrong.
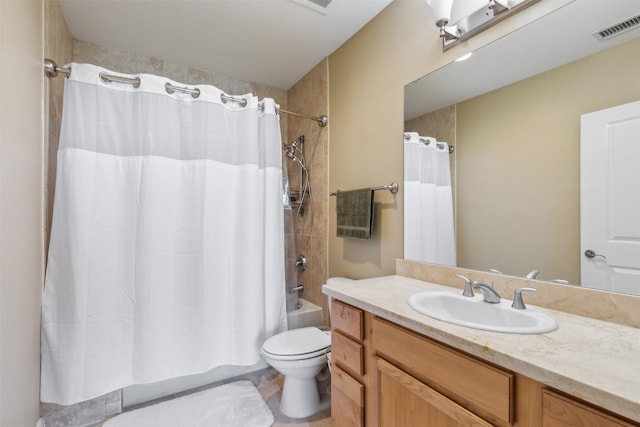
[330,182,398,196]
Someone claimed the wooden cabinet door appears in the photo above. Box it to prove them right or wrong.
[376,357,494,427]
[542,389,639,427]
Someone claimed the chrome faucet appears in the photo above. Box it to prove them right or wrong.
[455,274,475,297]
[524,269,540,279]
[295,254,307,271]
[471,281,501,303]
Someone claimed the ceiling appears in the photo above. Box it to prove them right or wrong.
[59,0,394,90]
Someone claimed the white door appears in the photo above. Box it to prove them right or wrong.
[581,100,640,296]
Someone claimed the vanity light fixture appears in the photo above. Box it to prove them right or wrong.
[425,0,458,41]
[425,0,541,51]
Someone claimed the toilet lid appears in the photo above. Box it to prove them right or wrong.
[262,327,330,357]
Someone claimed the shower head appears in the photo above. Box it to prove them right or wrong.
[283,135,307,168]
[283,137,299,151]
[283,136,304,150]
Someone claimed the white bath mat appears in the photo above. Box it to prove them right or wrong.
[103,380,274,427]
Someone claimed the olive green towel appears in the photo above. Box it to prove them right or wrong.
[336,188,374,239]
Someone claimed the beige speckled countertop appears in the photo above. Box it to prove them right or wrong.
[322,275,640,423]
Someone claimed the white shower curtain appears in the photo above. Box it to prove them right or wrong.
[41,63,287,405]
[404,132,456,266]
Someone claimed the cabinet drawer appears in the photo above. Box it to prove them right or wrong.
[332,331,364,377]
[542,389,639,427]
[331,299,363,341]
[332,364,364,427]
[372,317,514,425]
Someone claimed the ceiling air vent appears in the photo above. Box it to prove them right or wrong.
[290,0,333,14]
[308,0,332,8]
[593,14,640,41]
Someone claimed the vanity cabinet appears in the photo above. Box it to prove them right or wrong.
[329,297,639,427]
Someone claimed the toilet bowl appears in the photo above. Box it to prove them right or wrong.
[261,327,331,418]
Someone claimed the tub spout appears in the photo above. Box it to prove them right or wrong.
[289,285,304,294]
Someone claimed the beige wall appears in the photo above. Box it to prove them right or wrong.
[0,1,44,426]
[327,0,575,279]
[456,38,640,284]
[328,1,433,279]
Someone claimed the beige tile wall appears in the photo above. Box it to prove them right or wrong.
[404,105,456,146]
[286,59,330,323]
[44,0,73,258]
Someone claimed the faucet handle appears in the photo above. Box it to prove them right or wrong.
[455,274,474,297]
[524,269,540,279]
[511,287,537,309]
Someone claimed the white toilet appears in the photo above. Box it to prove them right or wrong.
[261,326,331,418]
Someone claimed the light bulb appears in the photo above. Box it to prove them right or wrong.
[426,0,455,26]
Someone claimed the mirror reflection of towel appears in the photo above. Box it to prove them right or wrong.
[336,189,374,239]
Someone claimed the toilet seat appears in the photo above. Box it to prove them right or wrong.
[262,327,330,361]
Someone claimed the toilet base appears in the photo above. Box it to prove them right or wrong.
[280,375,330,418]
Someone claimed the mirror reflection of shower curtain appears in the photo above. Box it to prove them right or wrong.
[41,63,287,405]
[404,133,456,266]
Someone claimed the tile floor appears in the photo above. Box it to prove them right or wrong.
[93,367,332,427]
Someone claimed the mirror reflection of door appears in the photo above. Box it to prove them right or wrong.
[581,100,640,296]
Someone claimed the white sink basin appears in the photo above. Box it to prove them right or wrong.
[408,291,558,334]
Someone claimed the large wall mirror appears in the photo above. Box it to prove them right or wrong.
[404,0,640,295]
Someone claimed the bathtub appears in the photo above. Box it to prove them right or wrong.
[122,298,324,407]
[287,297,324,329]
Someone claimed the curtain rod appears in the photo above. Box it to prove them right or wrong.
[403,132,455,153]
[44,58,328,127]
[329,182,398,197]
[277,108,327,127]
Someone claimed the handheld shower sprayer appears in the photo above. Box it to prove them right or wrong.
[285,150,296,160]
[282,135,312,230]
